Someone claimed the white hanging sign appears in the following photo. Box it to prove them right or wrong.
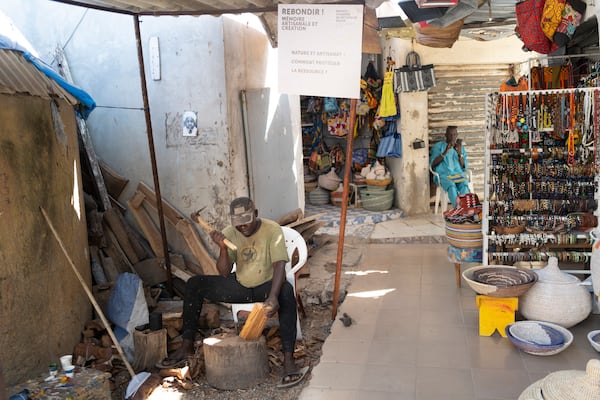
[278,4,363,99]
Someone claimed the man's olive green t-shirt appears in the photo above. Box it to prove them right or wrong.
[223,219,289,288]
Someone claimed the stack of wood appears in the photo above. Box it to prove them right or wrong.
[238,303,270,340]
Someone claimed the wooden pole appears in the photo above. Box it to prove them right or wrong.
[40,207,136,378]
[331,98,357,320]
[133,15,174,295]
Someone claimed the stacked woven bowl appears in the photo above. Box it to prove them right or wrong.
[445,221,483,248]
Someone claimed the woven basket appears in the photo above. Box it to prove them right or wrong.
[447,237,483,248]
[365,178,392,187]
[330,191,346,207]
[508,321,565,347]
[587,330,600,352]
[462,265,537,297]
[445,222,482,232]
[520,257,592,328]
[353,174,366,185]
[366,184,389,191]
[362,189,393,211]
[506,321,573,356]
[360,188,393,197]
[519,359,600,400]
[308,187,330,205]
[304,181,318,192]
[318,169,341,191]
[445,222,482,248]
[473,267,537,287]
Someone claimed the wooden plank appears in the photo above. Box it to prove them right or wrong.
[55,46,111,211]
[132,258,168,286]
[99,160,129,199]
[102,224,133,275]
[169,263,194,282]
[136,181,181,224]
[122,212,154,261]
[98,251,120,283]
[300,221,325,242]
[127,191,164,257]
[286,213,326,229]
[294,220,324,235]
[185,259,210,277]
[154,300,183,319]
[103,208,140,265]
[135,181,218,275]
[109,194,127,213]
[276,208,303,226]
[175,219,218,275]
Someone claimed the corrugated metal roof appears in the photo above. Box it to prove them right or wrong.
[0,49,78,105]
[50,0,384,15]
[50,0,385,47]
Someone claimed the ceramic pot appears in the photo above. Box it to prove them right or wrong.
[520,257,592,328]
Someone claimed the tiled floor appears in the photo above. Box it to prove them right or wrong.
[298,208,600,400]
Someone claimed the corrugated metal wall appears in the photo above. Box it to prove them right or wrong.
[428,63,510,196]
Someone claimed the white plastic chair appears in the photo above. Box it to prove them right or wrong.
[430,166,473,214]
[231,226,308,340]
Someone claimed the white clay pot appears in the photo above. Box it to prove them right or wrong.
[590,228,600,297]
[520,257,592,328]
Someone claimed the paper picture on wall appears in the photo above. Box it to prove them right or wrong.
[183,111,198,137]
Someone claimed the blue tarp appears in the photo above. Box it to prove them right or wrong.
[0,34,96,119]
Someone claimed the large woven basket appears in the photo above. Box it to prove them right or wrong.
[445,222,482,248]
[462,265,538,297]
[519,359,600,400]
[362,189,393,211]
[308,187,330,205]
[446,237,483,248]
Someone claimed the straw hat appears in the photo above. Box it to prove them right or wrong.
[519,359,600,400]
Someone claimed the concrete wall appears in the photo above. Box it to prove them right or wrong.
[389,91,430,215]
[0,1,298,256]
[0,94,91,385]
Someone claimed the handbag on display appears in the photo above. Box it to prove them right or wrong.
[376,132,403,158]
[308,143,332,174]
[395,51,436,93]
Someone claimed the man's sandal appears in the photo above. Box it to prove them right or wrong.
[276,366,310,389]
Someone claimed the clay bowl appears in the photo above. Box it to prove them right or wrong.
[462,265,537,297]
[505,321,573,356]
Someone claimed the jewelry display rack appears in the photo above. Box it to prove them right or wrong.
[483,87,600,267]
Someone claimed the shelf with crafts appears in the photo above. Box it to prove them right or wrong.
[482,87,600,267]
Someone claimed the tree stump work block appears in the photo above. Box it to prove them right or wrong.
[203,333,268,390]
